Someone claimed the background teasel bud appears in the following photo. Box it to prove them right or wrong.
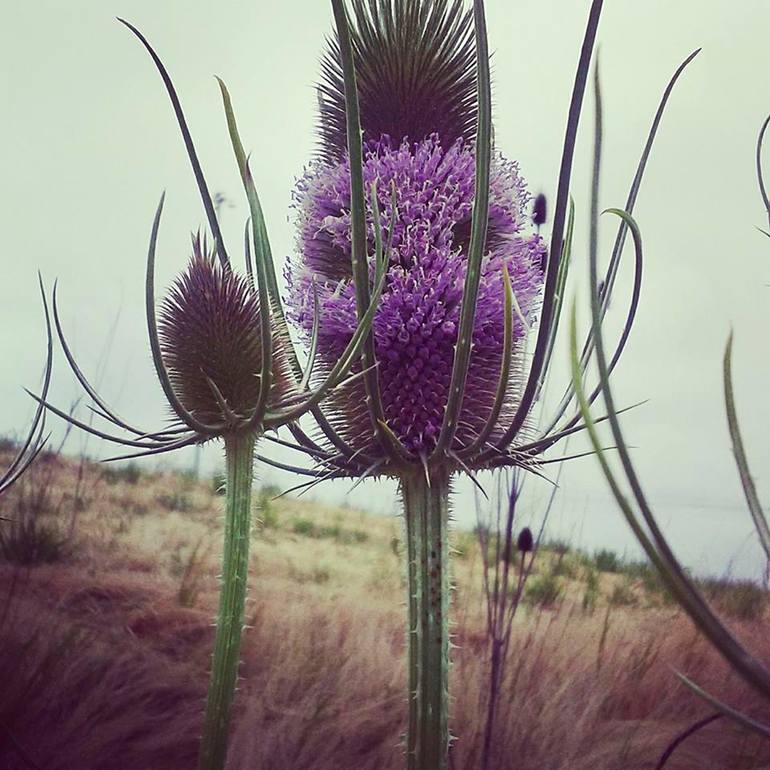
[158,234,293,431]
[517,526,534,554]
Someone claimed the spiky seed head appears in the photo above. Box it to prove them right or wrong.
[158,235,283,430]
[318,0,477,162]
[517,526,534,554]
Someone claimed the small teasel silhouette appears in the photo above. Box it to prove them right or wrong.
[0,276,52,503]
[275,1,701,766]
[571,80,770,761]
[517,526,534,554]
[30,19,384,770]
[532,193,547,232]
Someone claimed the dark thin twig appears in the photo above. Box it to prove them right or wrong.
[655,713,722,770]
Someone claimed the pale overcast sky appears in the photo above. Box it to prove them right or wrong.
[2,1,769,577]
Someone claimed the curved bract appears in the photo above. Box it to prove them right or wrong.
[0,276,52,501]
[573,98,770,750]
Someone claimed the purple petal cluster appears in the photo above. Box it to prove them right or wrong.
[286,135,545,460]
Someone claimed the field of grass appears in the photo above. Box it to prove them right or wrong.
[0,446,769,769]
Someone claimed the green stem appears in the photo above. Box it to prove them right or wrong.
[199,432,255,770]
[402,469,451,770]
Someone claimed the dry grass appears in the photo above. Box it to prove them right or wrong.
[0,450,768,769]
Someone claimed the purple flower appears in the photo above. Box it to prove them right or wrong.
[286,134,545,461]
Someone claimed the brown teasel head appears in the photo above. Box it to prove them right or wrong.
[157,234,291,431]
[517,526,534,554]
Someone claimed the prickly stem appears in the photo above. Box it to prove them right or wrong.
[199,431,255,770]
[403,469,451,770]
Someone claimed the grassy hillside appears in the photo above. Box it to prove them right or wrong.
[0,446,768,769]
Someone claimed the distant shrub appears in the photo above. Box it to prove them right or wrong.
[525,573,563,608]
[0,462,73,565]
[291,518,368,544]
[594,549,622,574]
[102,462,142,486]
[701,578,767,621]
[609,578,637,608]
[292,518,316,536]
[0,517,70,565]
[288,563,333,585]
[156,491,194,513]
[552,554,580,580]
[624,560,671,600]
[582,567,600,613]
[543,538,571,557]
[339,529,369,544]
[317,524,342,539]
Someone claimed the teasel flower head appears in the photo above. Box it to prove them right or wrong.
[281,0,597,488]
[27,183,300,466]
[275,0,658,493]
[289,133,545,463]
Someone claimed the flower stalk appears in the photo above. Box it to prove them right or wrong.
[199,432,256,770]
[281,0,619,764]
[402,469,451,770]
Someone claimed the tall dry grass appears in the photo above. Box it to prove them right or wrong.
[0,450,768,769]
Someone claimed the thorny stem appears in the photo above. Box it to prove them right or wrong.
[199,432,255,770]
[402,469,451,770]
